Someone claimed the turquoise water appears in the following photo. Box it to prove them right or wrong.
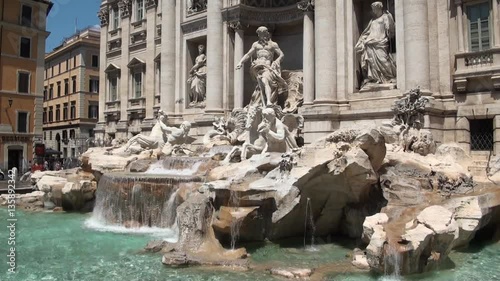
[0,209,499,281]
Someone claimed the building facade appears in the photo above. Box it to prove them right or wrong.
[0,0,52,171]
[43,27,100,158]
[96,0,500,158]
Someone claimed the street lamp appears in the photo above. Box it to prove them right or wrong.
[8,98,13,108]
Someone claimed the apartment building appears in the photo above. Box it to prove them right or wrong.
[43,26,100,158]
[0,0,52,170]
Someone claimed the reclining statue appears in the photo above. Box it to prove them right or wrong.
[119,110,169,154]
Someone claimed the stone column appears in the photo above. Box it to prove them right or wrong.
[456,1,465,52]
[144,2,157,125]
[493,0,500,47]
[205,0,224,113]
[97,8,108,127]
[298,1,315,105]
[230,21,245,108]
[403,0,430,92]
[119,2,131,132]
[161,0,176,114]
[314,0,336,103]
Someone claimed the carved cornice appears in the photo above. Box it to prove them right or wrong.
[118,0,132,18]
[297,0,314,12]
[181,18,207,34]
[97,7,109,26]
[223,4,303,25]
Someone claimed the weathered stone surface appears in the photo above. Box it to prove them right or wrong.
[354,128,387,172]
[128,160,152,172]
[61,180,97,211]
[269,268,313,279]
[362,213,389,243]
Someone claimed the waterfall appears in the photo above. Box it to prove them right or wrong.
[160,189,179,228]
[145,157,213,175]
[86,172,200,240]
[229,190,243,250]
[383,243,402,280]
[304,197,317,251]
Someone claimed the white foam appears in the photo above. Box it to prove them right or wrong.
[144,161,203,176]
[84,217,179,243]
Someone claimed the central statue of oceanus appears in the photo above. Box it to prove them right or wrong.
[236,26,288,107]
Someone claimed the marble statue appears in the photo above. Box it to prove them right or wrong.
[224,106,301,162]
[355,1,396,90]
[187,44,207,107]
[121,110,169,153]
[161,121,193,155]
[258,108,299,154]
[203,108,247,146]
[236,26,288,107]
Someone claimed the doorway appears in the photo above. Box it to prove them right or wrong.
[8,148,23,170]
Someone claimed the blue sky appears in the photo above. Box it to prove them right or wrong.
[46,0,101,52]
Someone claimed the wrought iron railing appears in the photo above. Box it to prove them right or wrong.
[470,119,493,151]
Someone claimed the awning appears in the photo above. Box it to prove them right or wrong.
[45,148,62,155]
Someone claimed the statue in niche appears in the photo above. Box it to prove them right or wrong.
[236,26,288,108]
[187,44,207,108]
[187,0,207,14]
[355,1,396,91]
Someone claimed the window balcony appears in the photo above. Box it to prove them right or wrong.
[128,97,146,110]
[104,100,120,114]
[454,47,500,92]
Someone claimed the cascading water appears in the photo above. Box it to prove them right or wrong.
[160,189,179,228]
[229,190,243,250]
[304,197,317,251]
[383,243,402,281]
[145,157,211,175]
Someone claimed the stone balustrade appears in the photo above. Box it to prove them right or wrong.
[454,48,500,92]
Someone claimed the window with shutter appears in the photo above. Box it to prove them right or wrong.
[467,2,490,52]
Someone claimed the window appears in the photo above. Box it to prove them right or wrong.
[467,2,491,52]
[49,131,52,140]
[470,119,493,151]
[70,129,76,139]
[136,0,144,21]
[57,82,61,97]
[89,78,99,93]
[73,56,77,68]
[91,55,99,68]
[44,132,46,141]
[72,76,77,93]
[20,37,31,58]
[64,79,69,95]
[113,7,120,30]
[62,130,68,141]
[48,106,53,122]
[43,108,47,124]
[133,72,142,98]
[71,148,76,157]
[18,72,29,93]
[21,5,32,27]
[17,112,28,133]
[109,76,118,101]
[49,84,54,99]
[63,148,67,158]
[88,105,98,119]
[43,86,47,100]
[63,103,68,120]
[55,105,60,121]
[70,101,76,119]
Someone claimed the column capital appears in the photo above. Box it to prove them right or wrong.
[97,6,109,27]
[119,0,132,18]
[298,0,315,12]
[228,21,244,31]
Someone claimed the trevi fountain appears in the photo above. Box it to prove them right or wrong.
[2,0,500,280]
